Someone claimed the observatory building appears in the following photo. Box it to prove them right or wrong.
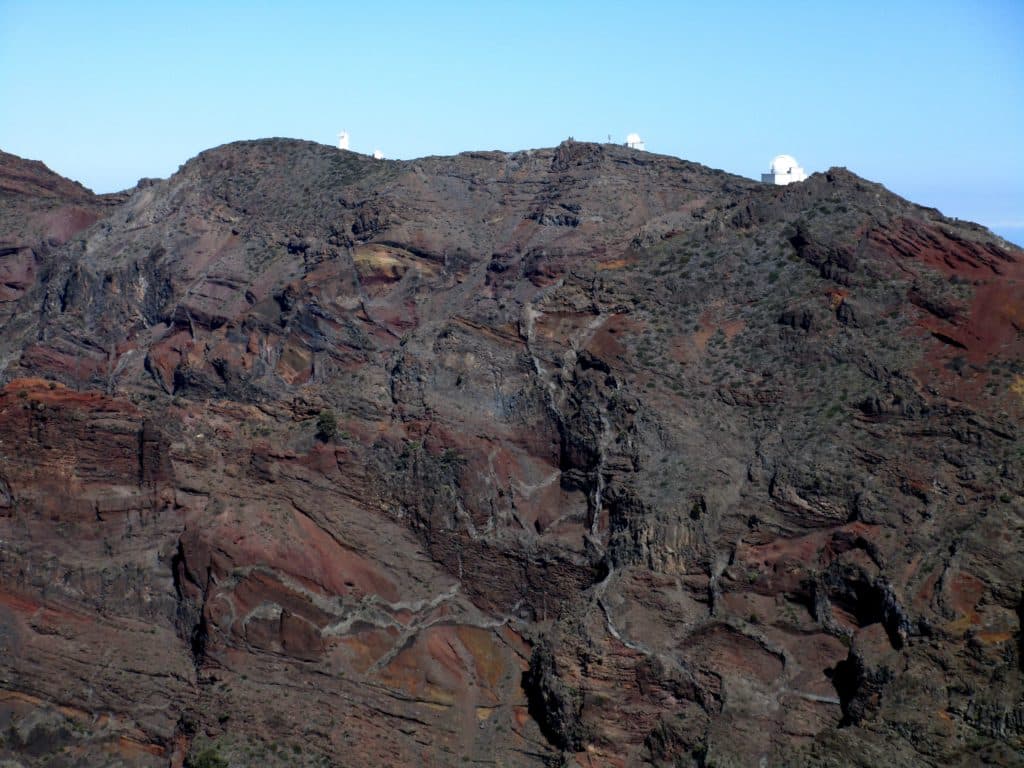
[626,133,646,151]
[337,131,350,151]
[762,154,807,185]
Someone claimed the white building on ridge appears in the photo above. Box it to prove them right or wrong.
[626,132,646,151]
[762,154,807,185]
[337,130,350,151]
[372,149,384,160]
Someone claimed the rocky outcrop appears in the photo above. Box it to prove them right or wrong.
[0,139,1021,767]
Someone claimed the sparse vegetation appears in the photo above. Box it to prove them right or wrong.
[186,747,228,768]
[316,409,338,441]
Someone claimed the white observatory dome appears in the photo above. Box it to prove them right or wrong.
[762,154,808,185]
[625,133,646,151]
[770,154,799,174]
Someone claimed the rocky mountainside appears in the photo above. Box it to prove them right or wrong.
[0,139,1021,768]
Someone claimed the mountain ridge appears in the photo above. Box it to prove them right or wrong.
[0,139,1021,767]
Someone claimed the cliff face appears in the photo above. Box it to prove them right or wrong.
[0,139,1021,767]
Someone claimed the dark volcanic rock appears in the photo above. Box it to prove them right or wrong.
[0,139,1022,767]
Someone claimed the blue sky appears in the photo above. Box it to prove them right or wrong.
[2,1,1022,242]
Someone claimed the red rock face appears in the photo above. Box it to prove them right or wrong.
[867,218,1024,415]
[0,151,119,329]
[0,380,186,766]
[0,142,1022,767]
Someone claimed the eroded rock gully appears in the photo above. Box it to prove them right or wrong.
[0,140,1021,766]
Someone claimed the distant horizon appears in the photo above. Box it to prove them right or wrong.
[991,226,1024,247]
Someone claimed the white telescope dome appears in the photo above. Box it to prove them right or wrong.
[771,154,799,174]
[625,133,646,151]
[762,154,807,185]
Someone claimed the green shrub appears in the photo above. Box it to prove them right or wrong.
[316,409,338,441]
[186,747,228,768]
